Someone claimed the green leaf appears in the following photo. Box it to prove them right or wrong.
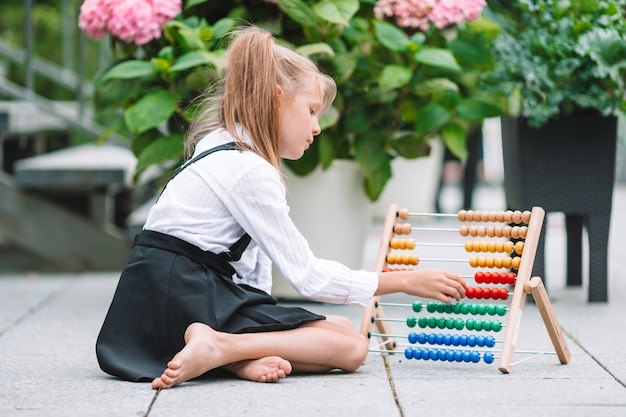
[318,134,336,168]
[212,18,237,38]
[354,130,392,201]
[313,0,359,26]
[414,78,460,96]
[125,91,177,135]
[374,20,410,52]
[414,48,462,72]
[456,98,503,120]
[389,133,431,159]
[415,103,451,135]
[102,60,157,81]
[295,43,335,58]
[441,124,468,161]
[185,0,208,9]
[378,64,413,91]
[277,0,323,27]
[170,50,226,72]
[136,134,184,174]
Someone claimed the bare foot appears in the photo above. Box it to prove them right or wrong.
[151,323,224,389]
[224,357,292,382]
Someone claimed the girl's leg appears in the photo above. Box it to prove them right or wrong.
[151,315,369,389]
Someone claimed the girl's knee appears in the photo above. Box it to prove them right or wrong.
[342,333,369,372]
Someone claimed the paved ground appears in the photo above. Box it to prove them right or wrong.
[1,183,625,417]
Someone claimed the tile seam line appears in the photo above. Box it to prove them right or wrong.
[562,327,626,389]
[0,279,71,337]
[380,352,405,417]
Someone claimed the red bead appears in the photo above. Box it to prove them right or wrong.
[498,272,507,285]
[466,287,475,298]
[500,288,509,300]
[507,272,516,285]
[491,288,500,299]
[475,272,484,284]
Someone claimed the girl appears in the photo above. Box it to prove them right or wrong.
[95,26,466,390]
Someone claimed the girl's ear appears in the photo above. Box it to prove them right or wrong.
[275,84,283,98]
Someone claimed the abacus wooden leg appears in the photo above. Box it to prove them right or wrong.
[498,206,545,374]
[525,277,571,365]
[360,203,400,350]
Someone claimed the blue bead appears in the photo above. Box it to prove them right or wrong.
[470,351,481,363]
[417,332,427,344]
[446,350,455,362]
[462,351,471,362]
[459,335,468,346]
[404,347,414,359]
[420,348,430,360]
[443,334,452,345]
[467,335,476,347]
[429,349,439,361]
[483,352,495,364]
[436,333,444,345]
[451,335,460,346]
[485,336,496,348]
[454,350,463,362]
[428,333,437,345]
[476,336,485,347]
[408,332,418,344]
[438,349,447,361]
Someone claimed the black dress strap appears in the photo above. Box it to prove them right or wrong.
[155,141,251,257]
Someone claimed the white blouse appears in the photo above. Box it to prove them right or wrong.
[144,128,379,306]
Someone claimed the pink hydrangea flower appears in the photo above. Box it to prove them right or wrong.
[78,0,182,45]
[374,0,485,31]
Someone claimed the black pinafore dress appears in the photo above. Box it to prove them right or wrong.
[95,143,324,382]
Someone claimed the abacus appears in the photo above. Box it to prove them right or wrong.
[360,204,571,373]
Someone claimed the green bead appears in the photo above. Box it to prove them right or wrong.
[473,319,483,331]
[427,302,437,313]
[491,320,503,332]
[460,303,470,314]
[437,317,446,329]
[436,303,445,314]
[455,318,465,330]
[406,316,417,328]
[412,300,423,312]
[496,305,507,316]
[418,316,428,328]
[466,318,475,330]
[477,304,487,315]
[486,304,497,316]
[483,320,492,331]
[443,304,453,314]
[445,318,456,329]
[469,304,478,315]
[427,317,437,328]
[451,303,461,314]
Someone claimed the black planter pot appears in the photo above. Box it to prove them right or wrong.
[501,114,618,302]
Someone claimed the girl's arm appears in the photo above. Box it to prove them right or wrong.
[375,269,467,304]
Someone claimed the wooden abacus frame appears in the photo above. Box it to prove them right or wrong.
[360,204,571,373]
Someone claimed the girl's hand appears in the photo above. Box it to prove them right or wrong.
[376,269,467,304]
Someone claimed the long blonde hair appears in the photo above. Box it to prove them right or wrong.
[185,26,337,170]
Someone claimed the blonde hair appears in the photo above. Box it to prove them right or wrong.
[185,26,337,170]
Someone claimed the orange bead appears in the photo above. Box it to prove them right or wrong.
[519,226,528,239]
[504,211,513,223]
[496,211,505,222]
[465,241,473,252]
[459,225,469,236]
[494,257,503,268]
[503,241,514,254]
[511,256,521,270]
[469,256,478,267]
[398,208,409,220]
[512,210,523,224]
[458,210,467,222]
[515,241,524,254]
[522,211,531,223]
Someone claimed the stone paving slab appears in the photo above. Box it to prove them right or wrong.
[1,184,625,416]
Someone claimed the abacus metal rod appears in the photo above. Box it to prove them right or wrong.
[402,212,458,218]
